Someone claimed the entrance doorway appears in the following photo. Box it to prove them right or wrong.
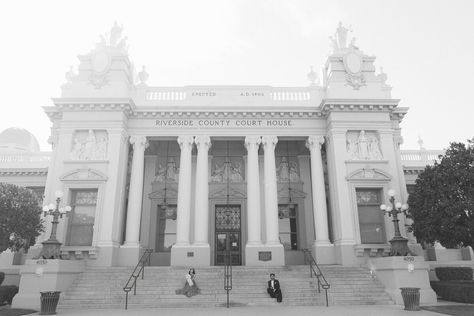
[214,205,241,265]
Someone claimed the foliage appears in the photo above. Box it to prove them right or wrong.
[0,183,44,252]
[408,139,474,248]
[435,267,473,281]
[430,281,474,303]
[0,285,19,305]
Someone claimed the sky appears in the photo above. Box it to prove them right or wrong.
[0,0,473,151]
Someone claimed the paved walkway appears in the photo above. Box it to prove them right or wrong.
[41,305,448,316]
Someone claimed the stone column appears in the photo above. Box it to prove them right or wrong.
[245,136,268,265]
[262,136,279,244]
[194,135,211,246]
[245,136,262,245]
[306,136,334,263]
[174,136,194,246]
[123,136,148,247]
[306,136,331,244]
[261,136,284,265]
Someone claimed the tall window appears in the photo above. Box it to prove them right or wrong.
[67,189,97,246]
[356,188,386,244]
[156,205,177,252]
[278,205,298,250]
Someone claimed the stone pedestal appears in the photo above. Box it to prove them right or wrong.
[245,244,270,266]
[171,245,210,266]
[12,259,85,310]
[244,244,286,266]
[369,256,437,305]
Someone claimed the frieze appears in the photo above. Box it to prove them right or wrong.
[155,119,293,128]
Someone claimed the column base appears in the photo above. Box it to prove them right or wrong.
[312,241,336,264]
[171,244,210,266]
[334,240,357,265]
[118,244,142,266]
[90,244,120,266]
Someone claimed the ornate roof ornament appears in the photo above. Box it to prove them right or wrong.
[307,66,319,86]
[329,22,352,51]
[138,65,149,87]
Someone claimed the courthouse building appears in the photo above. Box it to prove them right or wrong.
[1,24,433,267]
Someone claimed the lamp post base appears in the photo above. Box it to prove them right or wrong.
[37,240,62,259]
[389,236,413,256]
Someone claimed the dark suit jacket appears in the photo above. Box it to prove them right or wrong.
[268,279,280,291]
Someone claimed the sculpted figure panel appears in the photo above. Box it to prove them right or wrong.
[346,130,383,160]
[154,157,179,183]
[70,130,108,160]
[276,157,300,182]
[211,157,244,183]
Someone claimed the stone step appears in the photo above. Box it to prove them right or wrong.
[59,265,393,309]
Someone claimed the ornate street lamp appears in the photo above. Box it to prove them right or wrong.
[38,190,71,259]
[380,189,412,256]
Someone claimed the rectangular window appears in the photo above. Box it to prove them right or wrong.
[67,189,97,246]
[156,205,177,252]
[356,188,386,244]
[278,205,298,250]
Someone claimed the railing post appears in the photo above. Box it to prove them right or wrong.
[133,276,137,295]
[125,291,129,310]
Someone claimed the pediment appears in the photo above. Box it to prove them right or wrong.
[210,186,247,199]
[347,168,391,181]
[60,168,108,181]
[277,186,307,199]
[148,187,178,200]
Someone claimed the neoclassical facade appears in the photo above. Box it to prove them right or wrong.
[1,24,435,267]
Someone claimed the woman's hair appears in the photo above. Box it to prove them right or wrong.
[189,268,196,274]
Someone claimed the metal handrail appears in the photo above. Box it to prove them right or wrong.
[123,248,153,309]
[302,249,330,306]
[223,251,232,308]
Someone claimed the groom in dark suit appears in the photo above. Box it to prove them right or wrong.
[267,273,282,303]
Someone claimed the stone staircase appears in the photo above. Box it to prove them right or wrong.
[58,265,393,309]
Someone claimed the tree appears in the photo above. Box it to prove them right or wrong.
[0,183,44,252]
[408,139,474,248]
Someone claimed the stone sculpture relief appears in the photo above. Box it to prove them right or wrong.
[346,130,383,160]
[71,130,108,160]
[154,158,179,182]
[276,157,300,182]
[211,158,244,183]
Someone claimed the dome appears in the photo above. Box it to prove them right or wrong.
[0,127,40,152]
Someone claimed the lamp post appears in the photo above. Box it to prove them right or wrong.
[380,189,412,256]
[38,190,71,259]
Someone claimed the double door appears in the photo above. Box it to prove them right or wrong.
[214,205,241,265]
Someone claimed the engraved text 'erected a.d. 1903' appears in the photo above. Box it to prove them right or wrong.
[155,119,293,128]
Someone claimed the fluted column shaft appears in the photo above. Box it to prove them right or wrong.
[194,136,211,245]
[175,136,194,246]
[245,136,262,245]
[262,136,280,245]
[306,136,330,244]
[124,136,148,246]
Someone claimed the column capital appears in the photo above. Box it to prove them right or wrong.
[177,135,194,150]
[244,136,261,151]
[393,135,404,147]
[194,135,212,151]
[261,135,278,151]
[130,136,149,150]
[306,136,325,150]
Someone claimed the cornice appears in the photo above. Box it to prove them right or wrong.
[42,97,408,122]
[0,168,48,176]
